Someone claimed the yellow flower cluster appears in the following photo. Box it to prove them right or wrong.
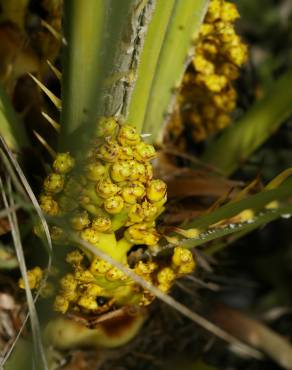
[167,0,248,144]
[53,246,196,314]
[21,118,196,315]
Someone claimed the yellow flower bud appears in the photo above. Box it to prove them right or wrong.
[85,161,106,181]
[78,295,98,310]
[43,173,64,193]
[110,161,131,182]
[125,223,159,246]
[53,152,75,174]
[19,266,43,289]
[104,195,124,214]
[117,124,140,146]
[62,289,78,302]
[54,295,69,313]
[143,229,160,246]
[75,269,95,283]
[146,179,167,203]
[66,250,84,266]
[216,22,236,43]
[172,247,194,268]
[80,227,100,245]
[141,201,158,221]
[193,55,215,75]
[90,257,112,275]
[199,23,214,37]
[39,194,59,216]
[220,2,240,22]
[205,0,221,22]
[92,216,112,232]
[60,274,77,291]
[134,142,156,162]
[200,74,227,93]
[121,181,145,204]
[135,261,157,275]
[217,62,239,80]
[70,211,90,231]
[97,139,120,162]
[128,160,146,181]
[96,116,118,137]
[157,283,171,293]
[127,204,144,224]
[96,178,120,198]
[85,284,103,296]
[119,146,134,160]
[225,43,248,66]
[157,267,176,285]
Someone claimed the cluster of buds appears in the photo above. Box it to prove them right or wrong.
[167,0,248,145]
[21,118,196,316]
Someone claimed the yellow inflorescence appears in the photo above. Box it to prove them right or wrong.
[167,0,247,144]
[20,118,197,316]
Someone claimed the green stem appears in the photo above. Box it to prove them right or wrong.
[137,0,209,139]
[202,69,292,176]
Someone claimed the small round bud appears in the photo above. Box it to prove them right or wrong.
[119,146,134,160]
[60,274,77,291]
[75,269,95,283]
[96,116,118,137]
[90,257,112,275]
[117,124,140,146]
[96,178,120,198]
[146,179,167,203]
[54,295,69,313]
[70,211,91,231]
[80,228,100,245]
[85,284,103,297]
[78,295,98,310]
[157,267,175,285]
[172,247,194,267]
[157,283,171,293]
[92,216,112,232]
[39,194,59,216]
[104,195,124,214]
[53,152,75,174]
[205,0,221,22]
[135,261,157,275]
[19,266,43,289]
[85,161,106,181]
[124,223,159,246]
[134,142,156,162]
[129,161,146,181]
[121,181,145,204]
[43,173,64,193]
[220,2,240,22]
[127,204,144,224]
[193,55,215,75]
[97,139,120,162]
[141,201,158,221]
[66,250,84,266]
[110,161,131,182]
